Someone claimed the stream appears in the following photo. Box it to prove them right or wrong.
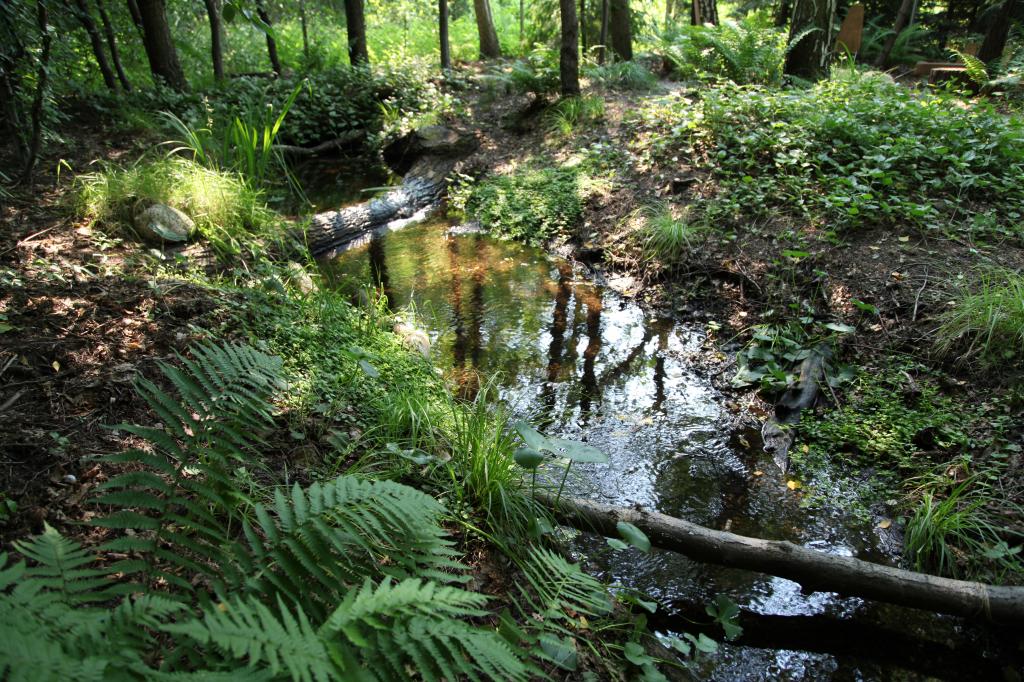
[320,217,1007,680]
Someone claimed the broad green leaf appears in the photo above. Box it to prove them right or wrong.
[540,634,577,670]
[823,322,856,334]
[545,437,609,463]
[513,448,544,469]
[514,421,549,451]
[606,538,629,550]
[616,521,651,553]
[358,360,379,378]
[624,641,652,666]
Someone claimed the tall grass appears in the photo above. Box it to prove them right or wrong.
[641,205,707,264]
[77,157,288,262]
[545,95,606,136]
[935,270,1024,366]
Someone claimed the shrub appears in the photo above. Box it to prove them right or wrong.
[655,20,789,86]
[935,269,1024,366]
[640,205,707,264]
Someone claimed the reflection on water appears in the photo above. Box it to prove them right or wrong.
[322,219,968,680]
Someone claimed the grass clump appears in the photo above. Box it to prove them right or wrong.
[630,69,1024,236]
[78,157,292,263]
[640,205,707,265]
[584,60,658,91]
[935,270,1024,367]
[545,95,606,136]
[452,161,607,246]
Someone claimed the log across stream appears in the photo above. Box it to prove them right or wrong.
[318,216,1021,679]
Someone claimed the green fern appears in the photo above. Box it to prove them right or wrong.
[951,49,990,86]
[0,341,532,680]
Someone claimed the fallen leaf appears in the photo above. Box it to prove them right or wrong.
[753,470,764,476]
[787,480,802,490]
[898,235,909,243]
[878,519,892,529]
[52,360,60,372]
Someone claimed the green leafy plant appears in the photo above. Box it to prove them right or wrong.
[0,341,529,680]
[640,204,708,265]
[584,60,658,91]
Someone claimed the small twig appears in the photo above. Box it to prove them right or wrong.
[912,269,929,323]
[0,388,27,413]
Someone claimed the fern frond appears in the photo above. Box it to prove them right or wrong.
[241,477,464,617]
[168,594,335,682]
[518,547,613,621]
[13,525,113,606]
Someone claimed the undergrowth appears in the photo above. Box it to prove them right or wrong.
[77,157,295,263]
[630,68,1024,238]
[935,269,1024,367]
[794,362,1024,580]
[451,159,610,246]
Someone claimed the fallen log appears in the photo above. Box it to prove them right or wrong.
[305,126,475,258]
[538,492,1024,623]
[761,344,830,472]
[272,130,364,157]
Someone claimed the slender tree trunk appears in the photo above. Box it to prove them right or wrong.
[580,0,587,54]
[691,0,719,25]
[299,0,309,60]
[665,0,674,28]
[256,2,282,75]
[95,0,131,90]
[125,0,144,38]
[473,0,502,58]
[439,0,451,70]
[977,0,1018,63]
[784,0,837,80]
[519,0,524,50]
[774,0,791,26]
[609,0,632,60]
[344,0,369,65]
[71,0,118,91]
[22,0,52,183]
[873,0,913,67]
[202,0,224,81]
[598,0,609,63]
[559,0,580,95]
[136,0,188,90]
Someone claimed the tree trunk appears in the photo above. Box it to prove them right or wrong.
[299,0,309,60]
[977,0,1018,63]
[22,0,52,183]
[665,0,673,28]
[95,0,131,91]
[691,0,719,25]
[598,0,609,64]
[609,0,631,60]
[559,0,580,95]
[71,0,118,91]
[343,0,369,65]
[125,0,144,38]
[540,492,1024,623]
[256,2,282,75]
[519,0,524,50]
[580,0,587,54]
[306,127,475,257]
[874,0,914,67]
[774,0,791,26]
[784,0,837,80]
[439,0,452,70]
[473,0,502,59]
[136,0,188,91]
[202,0,224,81]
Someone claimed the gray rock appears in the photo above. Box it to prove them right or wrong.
[132,203,195,244]
[284,261,316,294]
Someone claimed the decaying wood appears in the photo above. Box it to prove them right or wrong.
[306,126,475,257]
[271,130,364,157]
[539,492,1024,623]
[762,344,829,472]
